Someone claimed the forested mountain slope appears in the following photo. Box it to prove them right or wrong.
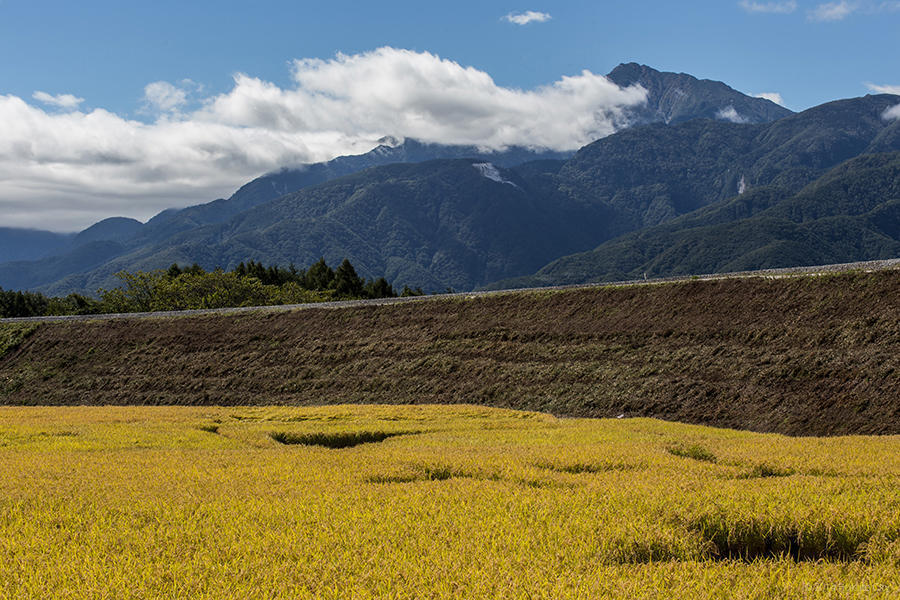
[495,96,900,288]
[2,90,895,295]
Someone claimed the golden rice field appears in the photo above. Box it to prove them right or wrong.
[0,404,898,599]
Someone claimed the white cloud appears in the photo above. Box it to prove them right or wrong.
[31,91,84,109]
[739,1,797,14]
[142,81,188,113]
[716,106,750,123]
[867,83,900,95]
[883,104,900,120]
[503,10,552,25]
[140,79,204,116]
[0,47,647,231]
[754,92,785,106]
[809,1,857,21]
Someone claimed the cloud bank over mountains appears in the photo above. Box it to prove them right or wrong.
[0,47,647,231]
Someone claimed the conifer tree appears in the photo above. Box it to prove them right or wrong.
[364,277,396,299]
[333,259,364,297]
[305,258,335,290]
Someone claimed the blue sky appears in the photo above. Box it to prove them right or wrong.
[1,0,899,230]
[3,0,898,113]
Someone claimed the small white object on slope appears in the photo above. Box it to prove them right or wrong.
[472,163,518,187]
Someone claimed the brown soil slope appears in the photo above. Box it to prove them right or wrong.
[1,271,898,436]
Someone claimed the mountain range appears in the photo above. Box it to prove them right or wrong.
[494,94,900,287]
[2,64,898,295]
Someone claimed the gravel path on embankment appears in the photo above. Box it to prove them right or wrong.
[3,258,899,324]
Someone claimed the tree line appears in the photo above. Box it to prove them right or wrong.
[0,258,424,318]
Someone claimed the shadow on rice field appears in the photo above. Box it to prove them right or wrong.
[269,429,414,448]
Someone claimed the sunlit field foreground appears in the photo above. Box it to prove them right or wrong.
[1,405,898,599]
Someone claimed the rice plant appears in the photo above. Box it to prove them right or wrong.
[0,404,897,599]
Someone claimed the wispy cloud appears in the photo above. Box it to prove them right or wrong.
[867,83,900,95]
[873,84,900,120]
[742,1,899,20]
[141,79,203,115]
[142,82,188,113]
[754,92,786,106]
[503,10,552,25]
[808,1,857,21]
[716,106,750,124]
[31,91,84,110]
[739,1,797,14]
[0,47,646,231]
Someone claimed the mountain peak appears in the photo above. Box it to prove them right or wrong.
[607,63,793,126]
[72,217,143,247]
[607,62,661,86]
[376,135,404,148]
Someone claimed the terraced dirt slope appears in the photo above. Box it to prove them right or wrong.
[1,270,898,436]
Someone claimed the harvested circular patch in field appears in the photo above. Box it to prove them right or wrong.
[268,430,414,448]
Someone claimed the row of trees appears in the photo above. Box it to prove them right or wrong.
[0,258,424,318]
[0,288,100,319]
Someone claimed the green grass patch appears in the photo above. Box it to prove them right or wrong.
[0,323,40,360]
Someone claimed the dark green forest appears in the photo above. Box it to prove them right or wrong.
[0,259,421,318]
